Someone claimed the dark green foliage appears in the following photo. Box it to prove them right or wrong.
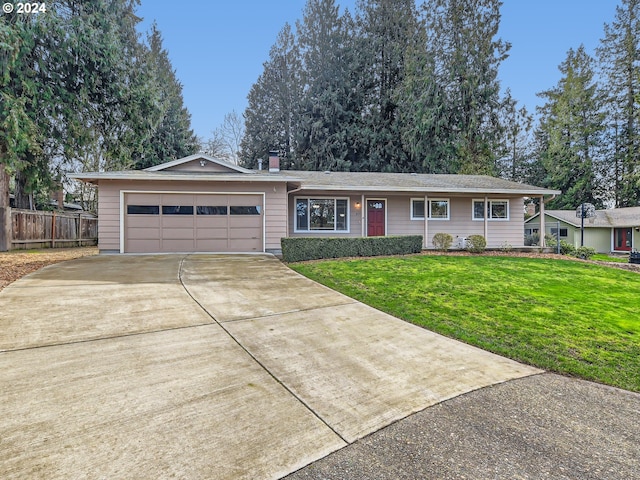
[597,0,640,207]
[281,235,423,262]
[559,240,576,256]
[431,232,453,251]
[240,0,511,174]
[1,1,197,211]
[572,246,596,260]
[536,46,605,209]
[465,235,487,253]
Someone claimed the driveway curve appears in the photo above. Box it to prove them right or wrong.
[0,254,541,479]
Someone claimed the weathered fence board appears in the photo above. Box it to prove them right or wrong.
[10,209,97,250]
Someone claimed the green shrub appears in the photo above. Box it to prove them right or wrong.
[466,235,487,253]
[525,232,540,246]
[281,235,423,262]
[560,240,576,256]
[432,232,453,251]
[572,246,596,260]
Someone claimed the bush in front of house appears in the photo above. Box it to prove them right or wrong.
[560,240,576,256]
[572,246,596,260]
[432,232,453,251]
[465,235,487,253]
[281,235,423,262]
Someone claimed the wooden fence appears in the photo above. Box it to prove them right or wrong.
[10,209,98,250]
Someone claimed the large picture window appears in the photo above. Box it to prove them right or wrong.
[473,199,510,220]
[411,198,449,220]
[295,198,349,232]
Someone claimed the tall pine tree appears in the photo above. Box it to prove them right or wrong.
[423,0,510,175]
[597,0,640,207]
[536,46,605,209]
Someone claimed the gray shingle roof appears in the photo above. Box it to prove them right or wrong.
[536,207,640,228]
[285,170,560,195]
[71,164,559,196]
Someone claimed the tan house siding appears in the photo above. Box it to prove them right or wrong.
[288,193,526,248]
[97,181,121,252]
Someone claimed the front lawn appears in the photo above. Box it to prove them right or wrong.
[290,255,640,392]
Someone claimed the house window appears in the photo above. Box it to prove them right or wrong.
[230,206,261,215]
[162,205,194,215]
[429,199,449,220]
[295,198,349,232]
[550,227,568,238]
[127,205,159,215]
[411,199,425,220]
[473,200,510,221]
[197,206,228,215]
[411,198,449,220]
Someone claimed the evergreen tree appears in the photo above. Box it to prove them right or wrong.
[597,0,640,206]
[240,23,302,169]
[536,46,605,209]
[134,24,198,169]
[423,0,510,175]
[497,92,535,182]
[353,0,421,172]
[295,0,355,171]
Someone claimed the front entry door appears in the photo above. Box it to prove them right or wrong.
[614,228,632,251]
[367,200,386,236]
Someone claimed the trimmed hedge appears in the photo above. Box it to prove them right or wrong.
[281,235,423,262]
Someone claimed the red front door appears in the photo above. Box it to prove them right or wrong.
[367,200,385,236]
[614,228,632,251]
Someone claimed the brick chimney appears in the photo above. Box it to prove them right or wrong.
[268,151,280,173]
[525,203,536,216]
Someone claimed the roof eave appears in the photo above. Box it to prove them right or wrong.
[296,184,561,195]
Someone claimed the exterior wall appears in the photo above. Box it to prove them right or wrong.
[288,192,527,248]
[96,179,287,253]
[526,214,615,253]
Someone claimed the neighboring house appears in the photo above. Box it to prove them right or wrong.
[70,153,560,254]
[525,207,640,253]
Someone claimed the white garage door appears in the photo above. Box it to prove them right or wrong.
[124,193,263,253]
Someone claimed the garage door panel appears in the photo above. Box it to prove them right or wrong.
[127,239,161,253]
[161,194,194,205]
[162,217,194,228]
[162,239,196,252]
[195,239,229,251]
[161,228,196,240]
[127,227,161,239]
[128,217,160,228]
[231,238,261,252]
[128,193,161,204]
[196,194,228,204]
[195,217,228,228]
[229,217,262,228]
[196,228,230,239]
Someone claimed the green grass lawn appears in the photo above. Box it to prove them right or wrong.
[290,255,640,392]
[591,253,629,263]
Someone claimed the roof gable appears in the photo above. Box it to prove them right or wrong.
[144,154,252,174]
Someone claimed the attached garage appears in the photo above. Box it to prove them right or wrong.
[124,192,264,253]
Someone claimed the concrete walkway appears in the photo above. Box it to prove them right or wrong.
[0,254,540,479]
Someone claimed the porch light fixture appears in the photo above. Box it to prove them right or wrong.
[355,201,361,208]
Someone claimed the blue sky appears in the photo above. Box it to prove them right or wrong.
[136,1,620,141]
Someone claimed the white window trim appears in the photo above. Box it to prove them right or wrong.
[410,197,425,220]
[294,196,351,233]
[472,199,510,221]
[428,198,450,221]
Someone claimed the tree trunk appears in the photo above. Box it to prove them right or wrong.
[0,162,11,251]
[15,170,32,209]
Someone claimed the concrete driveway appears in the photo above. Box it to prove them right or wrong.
[0,254,540,479]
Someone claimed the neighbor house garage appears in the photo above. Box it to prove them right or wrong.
[71,153,560,254]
